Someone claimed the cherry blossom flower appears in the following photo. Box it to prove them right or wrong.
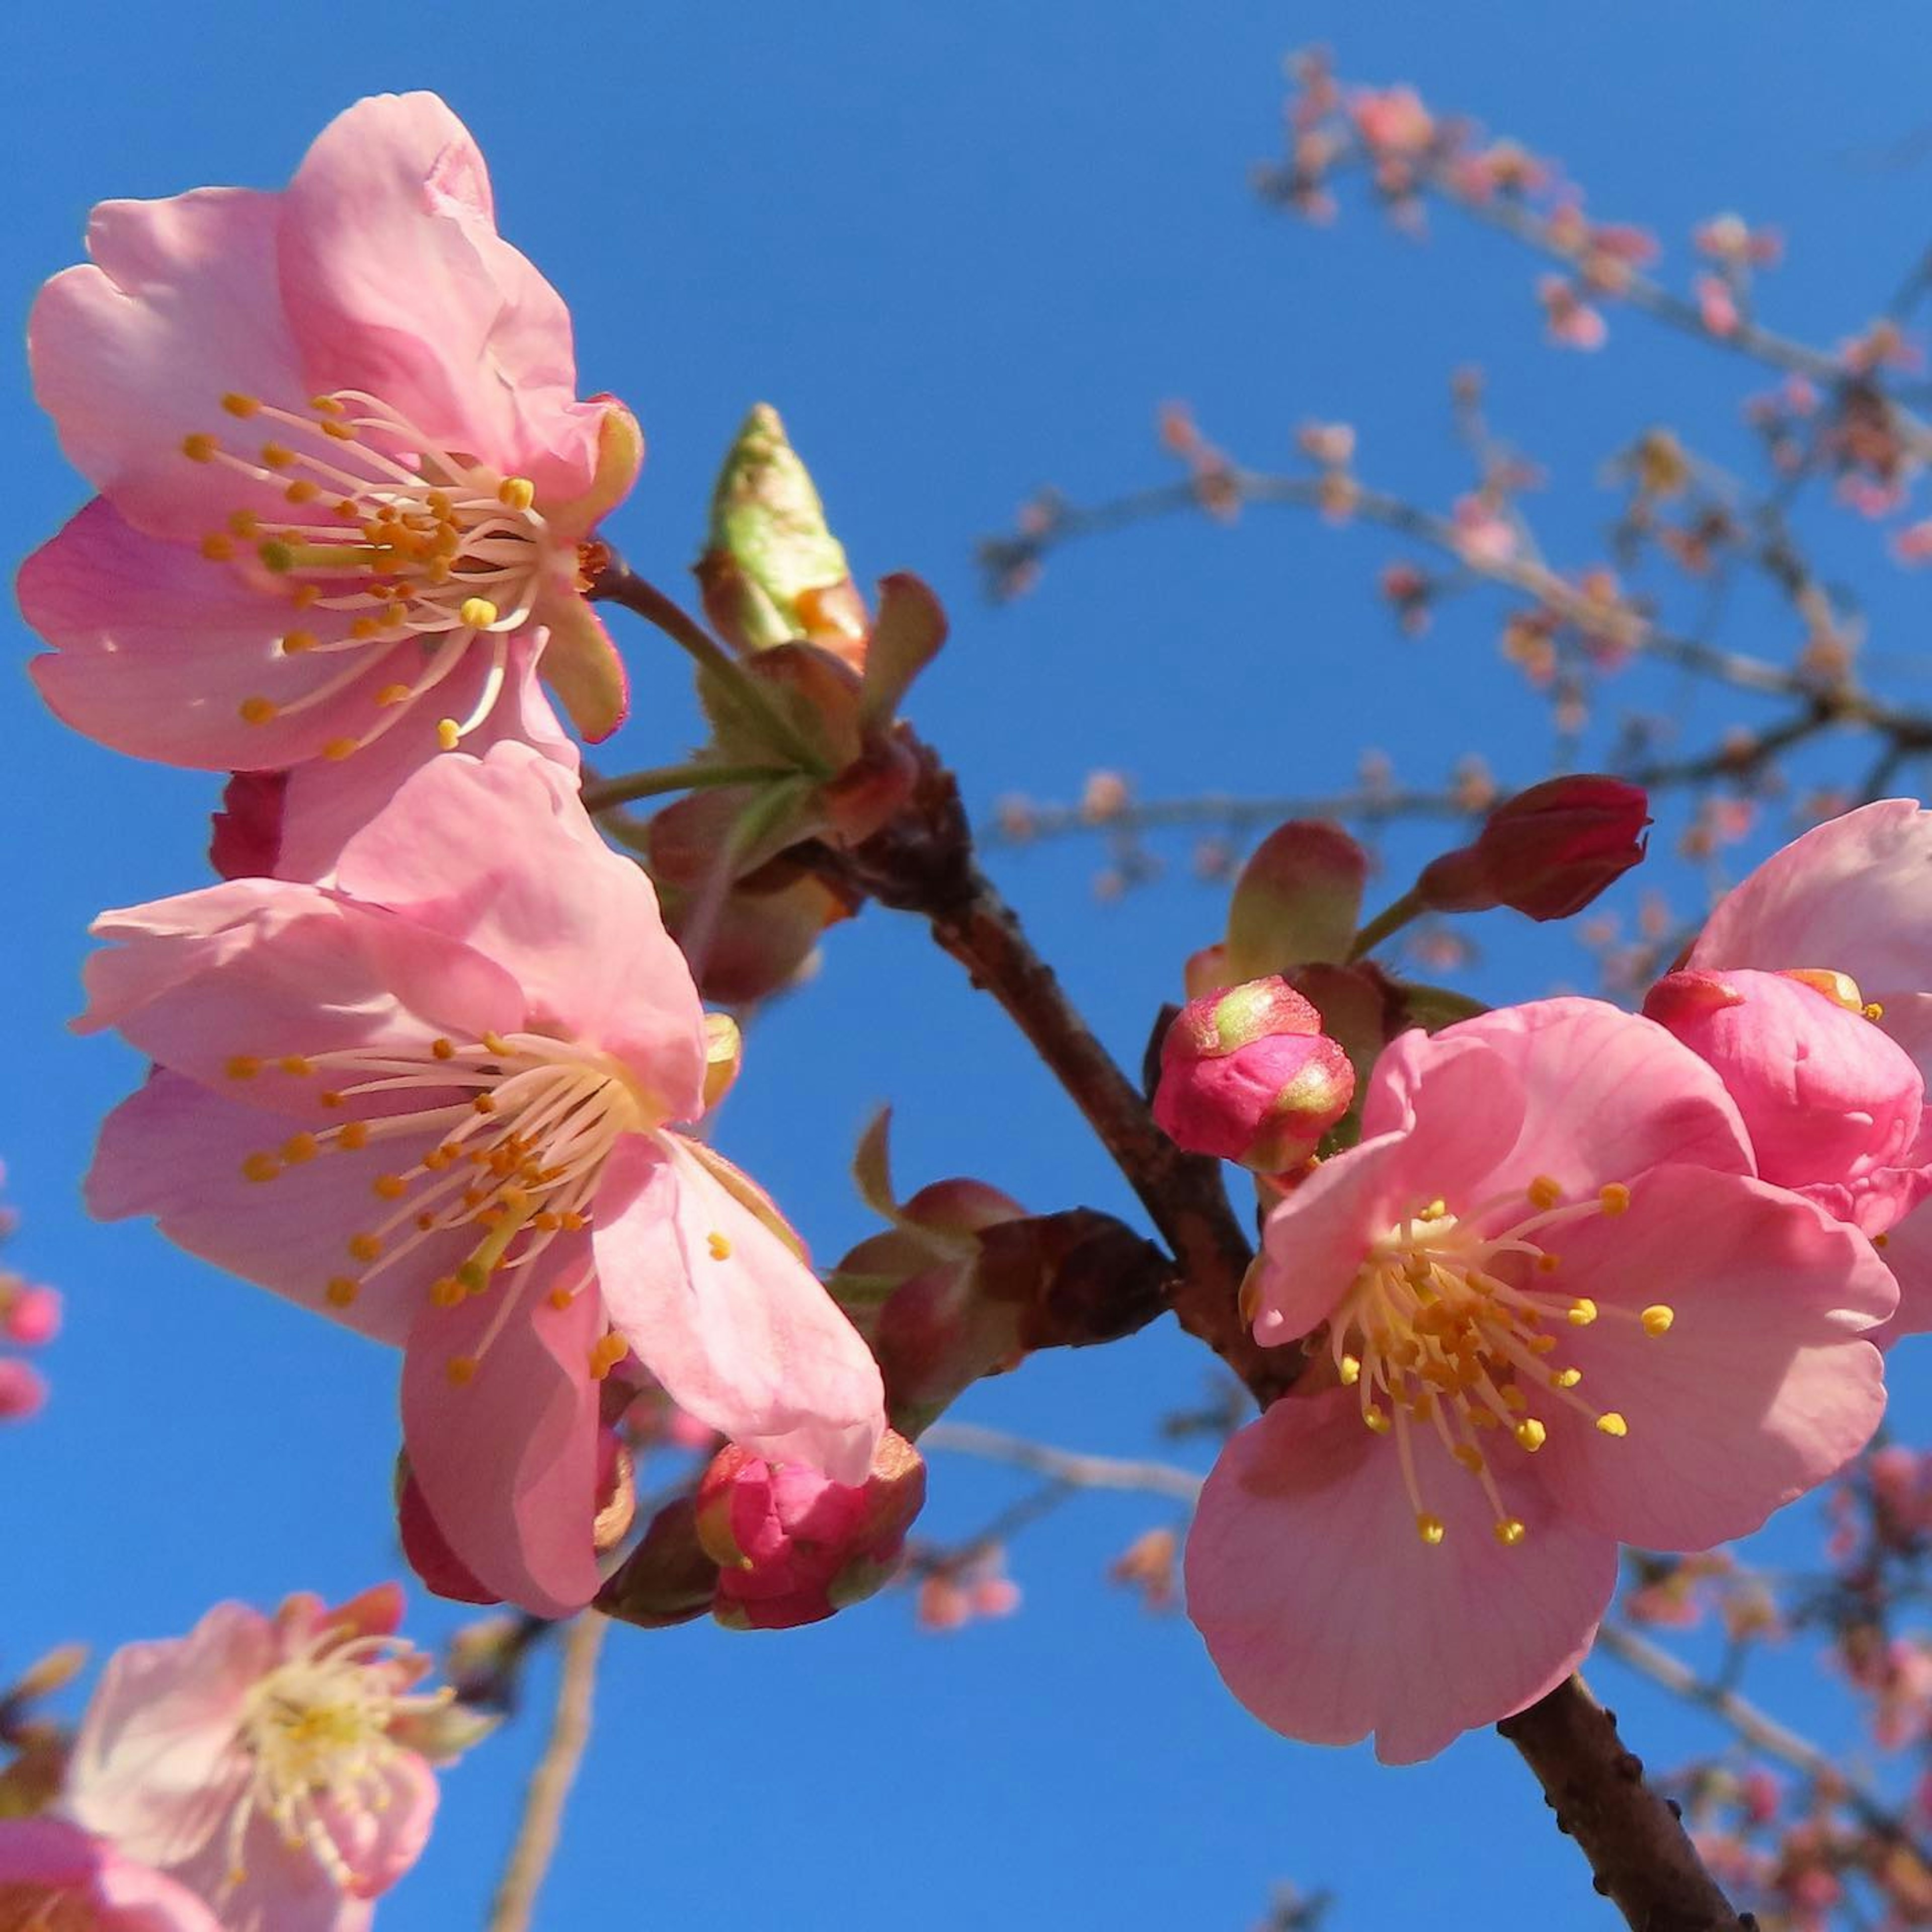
[1688,799,1932,1334]
[21,92,637,881]
[0,1817,224,1932]
[80,742,887,1613]
[65,1586,453,1932]
[0,1169,57,1424]
[1186,999,1893,1762]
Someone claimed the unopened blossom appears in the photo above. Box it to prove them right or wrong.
[65,1587,455,1932]
[0,1168,57,1424]
[81,742,886,1613]
[0,1818,224,1932]
[1187,999,1892,1762]
[21,93,637,881]
[1688,798,1932,1333]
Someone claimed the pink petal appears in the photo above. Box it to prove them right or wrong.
[333,744,706,1107]
[1876,1196,1932,1338]
[85,1071,475,1346]
[67,1602,270,1866]
[314,1751,438,1899]
[171,1810,374,1932]
[278,94,603,502]
[1691,799,1932,994]
[0,1819,227,1932]
[1535,1168,1893,1549]
[400,1251,605,1617]
[29,187,303,541]
[20,500,426,772]
[80,879,524,1110]
[594,1136,886,1485]
[1185,1388,1618,1763]
[272,636,579,883]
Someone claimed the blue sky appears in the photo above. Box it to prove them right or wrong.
[9,4,1932,1927]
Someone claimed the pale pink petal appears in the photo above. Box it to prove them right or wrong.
[0,1820,227,1932]
[67,1602,269,1866]
[85,1071,475,1345]
[1691,799,1932,992]
[80,879,523,1109]
[278,94,603,501]
[273,639,578,883]
[333,744,707,1108]
[400,1252,604,1617]
[314,1751,438,1899]
[1185,1388,1618,1763]
[20,500,422,771]
[594,1136,886,1484]
[171,1809,373,1932]
[28,188,303,541]
[1535,1169,1893,1549]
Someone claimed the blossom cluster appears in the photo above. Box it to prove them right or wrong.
[0,1171,59,1423]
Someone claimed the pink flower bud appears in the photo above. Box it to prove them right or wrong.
[1643,968,1931,1235]
[696,1430,926,1631]
[2,1284,61,1348]
[1416,775,1650,920]
[1152,978,1355,1172]
[0,1358,46,1422]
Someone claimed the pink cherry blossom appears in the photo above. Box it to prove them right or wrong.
[1688,799,1932,1333]
[80,742,886,1613]
[1186,999,1893,1763]
[64,1586,454,1932]
[21,92,637,880]
[0,1817,225,1932]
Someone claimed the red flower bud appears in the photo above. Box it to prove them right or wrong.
[1416,775,1649,920]
[208,770,288,880]
[1151,977,1355,1172]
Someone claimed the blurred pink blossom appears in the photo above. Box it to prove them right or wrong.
[0,1817,224,1932]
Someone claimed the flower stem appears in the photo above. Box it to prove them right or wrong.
[1346,884,1428,962]
[581,761,800,812]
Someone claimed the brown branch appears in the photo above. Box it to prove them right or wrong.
[1496,1678,1749,1931]
[487,1611,608,1932]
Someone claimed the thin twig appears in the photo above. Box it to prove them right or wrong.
[487,1612,609,1932]
[923,1420,1206,1500]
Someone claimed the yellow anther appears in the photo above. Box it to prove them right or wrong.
[373,1174,409,1201]
[1567,1298,1598,1326]
[426,490,453,515]
[1595,1411,1629,1438]
[238,695,278,726]
[1598,1183,1631,1216]
[225,1055,261,1080]
[325,1276,359,1308]
[323,738,359,762]
[430,1276,466,1308]
[258,540,295,573]
[445,1355,478,1387]
[481,1032,511,1055]
[1867,1002,1886,1021]
[1527,1175,1562,1211]
[221,392,261,418]
[280,1133,319,1165]
[260,441,294,469]
[382,601,410,628]
[707,1232,734,1261]
[310,393,346,415]
[498,476,537,511]
[200,532,236,561]
[472,1094,497,1115]
[1536,1253,1561,1273]
[458,596,500,630]
[348,617,381,641]
[277,1057,313,1077]
[376,683,413,706]
[181,433,218,462]
[1513,1418,1548,1453]
[548,1286,574,1311]
[437,718,462,751]
[1415,1513,1446,1547]
[336,1121,370,1153]
[240,1151,282,1184]
[1452,1443,1485,1474]
[431,1038,456,1060]
[1499,1385,1527,1412]
[1467,1408,1499,1431]
[285,478,321,504]
[1362,1404,1391,1435]
[1526,1334,1558,1356]
[280,630,319,656]
[1493,1519,1527,1547]
[320,418,357,441]
[348,1233,383,1263]
[1877,1232,1891,1250]
[1640,1304,1675,1337]
[1551,1366,1583,1389]
[1338,1353,1361,1387]
[318,1090,344,1108]
[560,1211,588,1233]
[227,510,260,537]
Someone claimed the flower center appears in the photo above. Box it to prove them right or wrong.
[226,1624,448,1891]
[182,389,556,760]
[230,1029,657,1380]
[1322,1177,1671,1549]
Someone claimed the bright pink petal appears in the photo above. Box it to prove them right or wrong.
[333,744,706,1108]
[20,500,425,771]
[594,1136,886,1485]
[1691,799,1932,992]
[1185,1388,1618,1763]
[67,1601,269,1866]
[278,94,603,501]
[29,188,303,541]
[0,1820,227,1932]
[1535,1169,1893,1549]
[273,639,578,882]
[80,879,524,1110]
[400,1252,605,1617]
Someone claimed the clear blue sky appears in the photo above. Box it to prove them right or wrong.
[9,5,1932,1926]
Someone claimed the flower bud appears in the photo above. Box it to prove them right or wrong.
[1223,820,1370,976]
[696,1430,926,1630]
[208,770,287,880]
[1152,978,1355,1171]
[594,1496,718,1631]
[697,404,868,666]
[0,1358,46,1423]
[1643,967,1930,1235]
[1416,775,1650,920]
[1,1284,60,1348]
